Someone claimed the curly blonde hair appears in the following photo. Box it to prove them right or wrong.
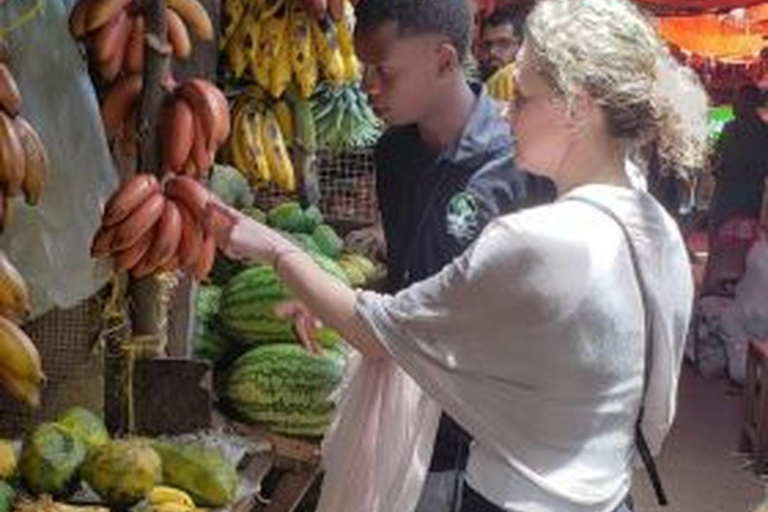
[525,0,710,176]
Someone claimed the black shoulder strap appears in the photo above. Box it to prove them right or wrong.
[568,196,669,506]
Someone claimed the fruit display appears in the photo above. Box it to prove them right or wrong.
[68,0,214,82]
[228,89,298,191]
[311,82,380,151]
[224,342,346,436]
[4,408,239,510]
[0,62,49,221]
[90,175,217,280]
[222,0,358,98]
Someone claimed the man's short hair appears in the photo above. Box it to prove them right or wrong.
[481,5,525,41]
[355,0,474,61]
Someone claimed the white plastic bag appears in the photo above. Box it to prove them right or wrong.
[0,0,118,317]
[316,354,442,512]
[720,239,768,383]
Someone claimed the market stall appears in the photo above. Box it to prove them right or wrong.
[0,0,383,510]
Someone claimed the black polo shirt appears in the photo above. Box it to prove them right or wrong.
[374,83,555,471]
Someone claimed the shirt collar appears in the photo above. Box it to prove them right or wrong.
[442,82,511,166]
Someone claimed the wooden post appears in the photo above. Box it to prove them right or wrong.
[105,0,170,435]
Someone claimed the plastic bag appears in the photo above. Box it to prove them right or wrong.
[316,354,442,512]
[0,0,118,318]
[719,238,768,383]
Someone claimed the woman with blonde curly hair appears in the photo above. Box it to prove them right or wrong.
[206,0,710,510]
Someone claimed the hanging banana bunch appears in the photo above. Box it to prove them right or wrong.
[227,88,298,192]
[221,0,361,99]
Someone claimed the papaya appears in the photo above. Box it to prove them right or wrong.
[81,439,162,506]
[19,423,87,498]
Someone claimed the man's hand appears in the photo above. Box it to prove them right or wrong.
[344,224,386,260]
[273,299,323,355]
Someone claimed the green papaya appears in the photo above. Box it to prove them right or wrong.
[56,407,109,452]
[151,442,238,508]
[81,439,162,507]
[20,423,87,498]
[312,225,343,259]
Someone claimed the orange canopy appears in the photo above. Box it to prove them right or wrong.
[639,0,767,12]
[658,5,767,62]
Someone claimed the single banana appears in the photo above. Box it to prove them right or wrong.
[260,110,295,192]
[13,117,48,206]
[0,366,41,407]
[272,100,294,144]
[225,18,250,79]
[0,111,26,195]
[242,12,261,82]
[0,63,22,117]
[167,0,214,40]
[336,1,358,81]
[244,108,271,184]
[0,250,30,323]
[269,14,292,99]
[220,0,245,50]
[228,100,257,183]
[290,8,317,98]
[310,16,345,86]
[252,14,285,91]
[0,316,44,385]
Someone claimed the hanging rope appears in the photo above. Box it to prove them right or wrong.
[0,0,44,39]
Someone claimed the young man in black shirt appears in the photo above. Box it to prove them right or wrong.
[342,0,554,510]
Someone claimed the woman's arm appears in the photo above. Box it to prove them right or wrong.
[274,250,387,358]
[207,201,387,358]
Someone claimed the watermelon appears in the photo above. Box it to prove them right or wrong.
[219,261,348,345]
[224,343,346,436]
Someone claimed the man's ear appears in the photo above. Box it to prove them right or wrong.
[436,42,459,76]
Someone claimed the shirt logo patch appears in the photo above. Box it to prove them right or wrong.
[447,192,480,242]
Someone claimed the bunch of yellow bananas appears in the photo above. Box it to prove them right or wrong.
[0,250,42,408]
[229,90,296,192]
[148,486,202,512]
[222,0,359,99]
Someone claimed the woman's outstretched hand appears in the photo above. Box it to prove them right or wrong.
[205,199,295,265]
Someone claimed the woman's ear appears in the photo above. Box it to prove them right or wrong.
[568,90,598,129]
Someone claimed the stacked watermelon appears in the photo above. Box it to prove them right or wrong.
[192,200,380,438]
